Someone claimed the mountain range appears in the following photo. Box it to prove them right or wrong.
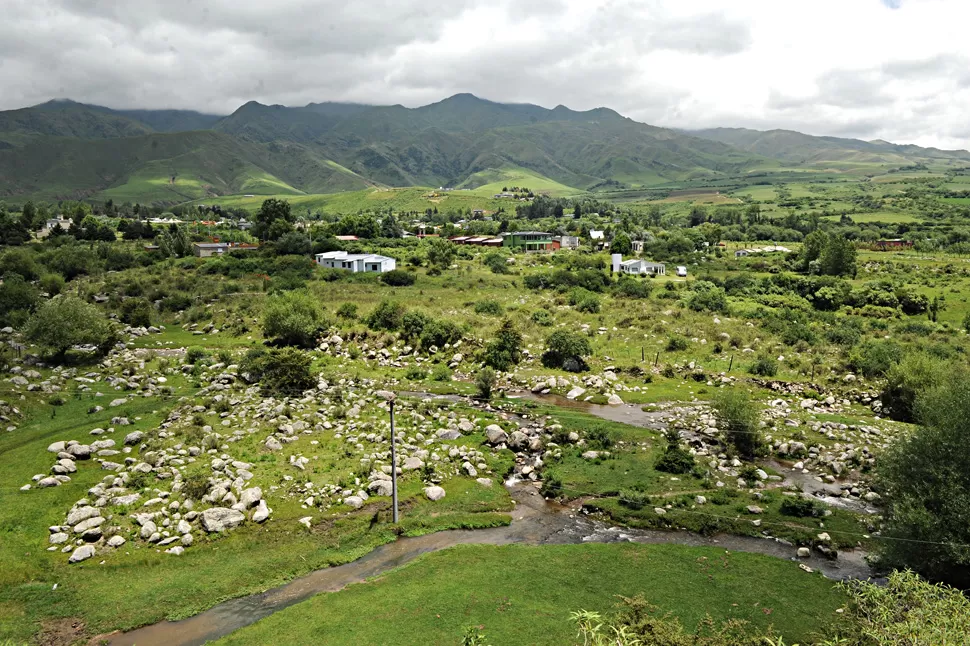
[0,95,967,204]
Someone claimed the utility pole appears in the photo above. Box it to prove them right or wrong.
[377,390,399,523]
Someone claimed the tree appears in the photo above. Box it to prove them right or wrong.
[611,232,632,256]
[25,295,116,360]
[798,229,827,272]
[483,251,509,274]
[880,353,947,423]
[274,231,311,256]
[380,213,403,238]
[426,237,456,271]
[262,290,325,347]
[0,275,39,327]
[482,319,522,371]
[875,377,970,586]
[712,388,764,460]
[241,347,316,397]
[541,330,592,372]
[475,366,497,400]
[366,300,407,331]
[157,224,191,258]
[253,199,293,240]
[0,210,31,246]
[0,248,40,281]
[681,281,728,313]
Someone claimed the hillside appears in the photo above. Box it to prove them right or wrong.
[691,127,970,168]
[0,100,154,147]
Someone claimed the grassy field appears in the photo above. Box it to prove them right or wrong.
[214,543,847,646]
[820,211,919,223]
[458,166,581,198]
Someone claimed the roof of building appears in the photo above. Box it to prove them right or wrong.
[316,251,393,262]
[193,242,229,249]
[334,235,359,241]
[589,230,605,239]
[506,231,552,236]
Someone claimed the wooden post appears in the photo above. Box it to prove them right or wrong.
[654,351,660,367]
[641,347,644,362]
[811,364,816,382]
[729,355,734,372]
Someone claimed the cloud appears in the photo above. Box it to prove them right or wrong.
[0,0,969,148]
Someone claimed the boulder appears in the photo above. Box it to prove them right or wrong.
[68,545,96,563]
[49,532,69,544]
[66,444,92,459]
[47,441,66,453]
[239,487,262,509]
[252,500,270,523]
[607,394,624,406]
[264,437,283,451]
[124,431,145,446]
[746,506,763,515]
[402,457,424,471]
[424,486,446,501]
[436,429,462,441]
[508,431,529,450]
[476,478,493,487]
[139,520,158,540]
[566,387,586,400]
[797,547,811,558]
[367,480,394,497]
[485,425,508,445]
[200,507,245,533]
[165,546,185,556]
[107,536,126,548]
[344,496,365,509]
[73,516,106,535]
[66,506,101,527]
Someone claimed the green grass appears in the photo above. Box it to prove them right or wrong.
[458,165,581,198]
[820,211,919,223]
[214,543,847,646]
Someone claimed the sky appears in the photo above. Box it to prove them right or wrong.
[2,0,970,149]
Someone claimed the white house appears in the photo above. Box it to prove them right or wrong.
[619,259,666,276]
[676,266,688,277]
[315,251,396,273]
[589,230,605,241]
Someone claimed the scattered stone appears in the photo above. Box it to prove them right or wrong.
[69,545,96,563]
[424,486,446,501]
[200,507,245,533]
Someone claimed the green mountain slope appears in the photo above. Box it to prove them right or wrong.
[0,100,153,147]
[691,127,970,167]
[0,131,370,201]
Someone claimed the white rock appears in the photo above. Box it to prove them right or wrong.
[424,486,446,501]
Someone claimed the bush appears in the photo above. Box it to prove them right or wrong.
[681,281,728,313]
[654,437,696,474]
[779,497,825,518]
[430,364,452,382]
[336,302,358,320]
[531,310,553,326]
[482,319,522,371]
[405,365,427,380]
[400,310,431,341]
[419,318,463,349]
[483,251,510,274]
[875,377,970,587]
[185,346,208,365]
[541,330,592,372]
[665,335,689,352]
[379,269,416,286]
[880,352,948,423]
[474,299,504,316]
[120,298,153,327]
[619,489,651,510]
[262,289,326,347]
[613,277,653,299]
[849,340,903,378]
[712,389,765,459]
[569,288,600,313]
[239,347,268,383]
[475,366,497,400]
[748,353,778,377]
[0,274,39,327]
[258,347,316,397]
[25,295,116,360]
[366,300,407,331]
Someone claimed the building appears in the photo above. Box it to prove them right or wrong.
[315,251,396,273]
[501,231,553,252]
[676,266,688,277]
[192,242,259,258]
[589,230,605,241]
[335,235,359,242]
[631,240,645,253]
[872,239,913,250]
[619,259,666,276]
[735,249,751,258]
[552,235,580,250]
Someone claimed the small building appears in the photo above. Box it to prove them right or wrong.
[501,231,553,252]
[676,266,688,277]
[552,235,580,250]
[631,240,645,253]
[315,251,396,273]
[192,242,259,258]
[589,230,605,241]
[335,235,359,242]
[735,249,752,258]
[619,259,666,276]
[872,239,913,251]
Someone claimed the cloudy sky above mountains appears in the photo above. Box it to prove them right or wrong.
[2,0,969,148]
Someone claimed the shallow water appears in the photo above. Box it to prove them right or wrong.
[107,483,871,646]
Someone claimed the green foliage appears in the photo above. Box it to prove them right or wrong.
[880,353,948,423]
[654,437,696,475]
[748,353,778,377]
[336,302,358,320]
[184,346,208,365]
[39,272,65,296]
[530,309,553,326]
[613,277,653,299]
[712,389,765,460]
[482,319,522,371]
[274,231,311,255]
[0,274,39,327]
[831,571,970,645]
[0,248,40,280]
[426,237,456,270]
[849,340,903,378]
[666,335,690,352]
[681,281,728,313]
[875,378,970,587]
[430,363,453,382]
[569,288,601,313]
[239,347,268,383]
[541,330,592,372]
[483,251,510,274]
[366,299,407,331]
[475,366,497,400]
[262,289,325,347]
[25,295,115,360]
[473,299,504,316]
[253,198,294,241]
[419,318,463,350]
[248,347,316,397]
[379,269,416,286]
[779,497,825,518]
[120,297,153,327]
[611,232,633,256]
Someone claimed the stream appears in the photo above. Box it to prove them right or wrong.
[105,391,874,646]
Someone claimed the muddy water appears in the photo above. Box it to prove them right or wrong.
[108,483,871,646]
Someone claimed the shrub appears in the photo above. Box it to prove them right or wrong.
[181,471,210,501]
[262,289,325,347]
[400,310,431,341]
[475,366,497,400]
[258,347,316,397]
[665,335,689,352]
[779,497,825,518]
[681,281,728,313]
[379,269,416,286]
[474,299,504,316]
[25,295,116,360]
[748,353,778,377]
[881,352,948,423]
[570,288,600,313]
[613,277,653,299]
[541,330,592,372]
[482,319,522,371]
[531,310,553,326]
[0,274,39,327]
[712,388,765,459]
[336,302,358,320]
[39,272,66,296]
[366,300,407,331]
[483,251,510,274]
[654,437,695,474]
[430,364,452,382]
[619,489,651,510]
[419,318,463,349]
[405,365,427,380]
[849,340,903,378]
[185,346,208,365]
[120,298,153,327]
